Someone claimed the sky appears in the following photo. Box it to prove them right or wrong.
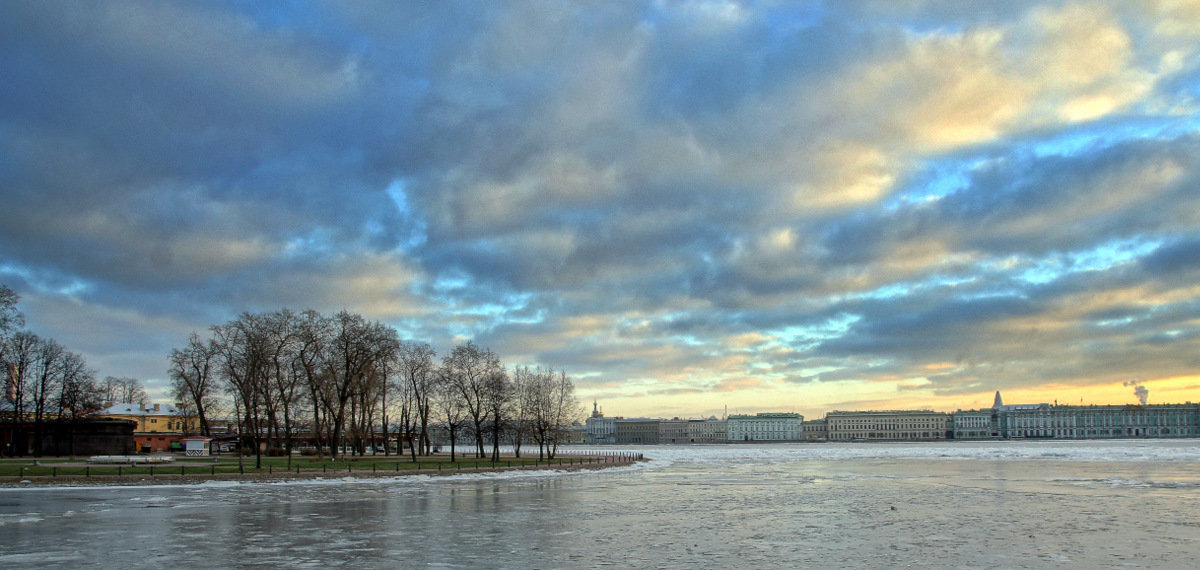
[3,1,1200,420]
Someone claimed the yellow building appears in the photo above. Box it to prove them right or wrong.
[826,410,950,441]
[95,403,199,452]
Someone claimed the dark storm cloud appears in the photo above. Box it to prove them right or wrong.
[0,1,403,288]
[2,1,1199,412]
[1139,235,1200,277]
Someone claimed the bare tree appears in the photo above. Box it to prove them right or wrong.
[320,311,397,459]
[161,303,578,468]
[351,362,389,456]
[0,284,21,340]
[2,331,37,455]
[28,337,69,455]
[212,313,272,468]
[443,342,502,458]
[0,285,21,425]
[323,312,366,458]
[431,365,467,462]
[363,330,401,458]
[483,365,511,462]
[100,376,148,407]
[545,370,582,459]
[1,289,98,456]
[398,341,436,457]
[56,353,100,419]
[169,333,219,436]
[294,310,332,458]
[509,366,538,458]
[527,367,552,460]
[263,310,305,464]
[527,368,582,459]
[2,331,38,416]
[388,366,411,457]
[1,286,22,416]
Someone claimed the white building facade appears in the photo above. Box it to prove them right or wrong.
[585,416,615,444]
[994,403,1200,439]
[727,413,803,441]
[950,409,995,439]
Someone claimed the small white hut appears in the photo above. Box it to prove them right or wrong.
[182,436,212,457]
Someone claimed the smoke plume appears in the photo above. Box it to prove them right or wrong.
[1123,380,1149,405]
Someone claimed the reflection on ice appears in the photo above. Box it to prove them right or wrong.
[562,438,1200,466]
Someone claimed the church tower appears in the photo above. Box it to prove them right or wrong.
[993,390,1004,409]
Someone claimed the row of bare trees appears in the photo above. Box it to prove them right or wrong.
[2,285,114,456]
[169,308,582,468]
[435,344,581,461]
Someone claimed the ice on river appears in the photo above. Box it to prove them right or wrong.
[3,439,1198,568]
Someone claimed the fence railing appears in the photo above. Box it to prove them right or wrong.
[1,451,643,481]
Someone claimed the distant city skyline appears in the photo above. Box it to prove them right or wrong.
[3,2,1199,418]
[590,385,1190,422]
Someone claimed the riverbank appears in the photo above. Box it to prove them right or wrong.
[0,453,642,488]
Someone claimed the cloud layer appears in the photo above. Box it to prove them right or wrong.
[3,1,1199,417]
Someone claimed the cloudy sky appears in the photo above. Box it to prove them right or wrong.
[3,1,1200,419]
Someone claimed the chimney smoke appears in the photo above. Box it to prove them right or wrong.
[1123,380,1149,405]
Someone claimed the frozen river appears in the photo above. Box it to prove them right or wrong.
[3,440,1199,568]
